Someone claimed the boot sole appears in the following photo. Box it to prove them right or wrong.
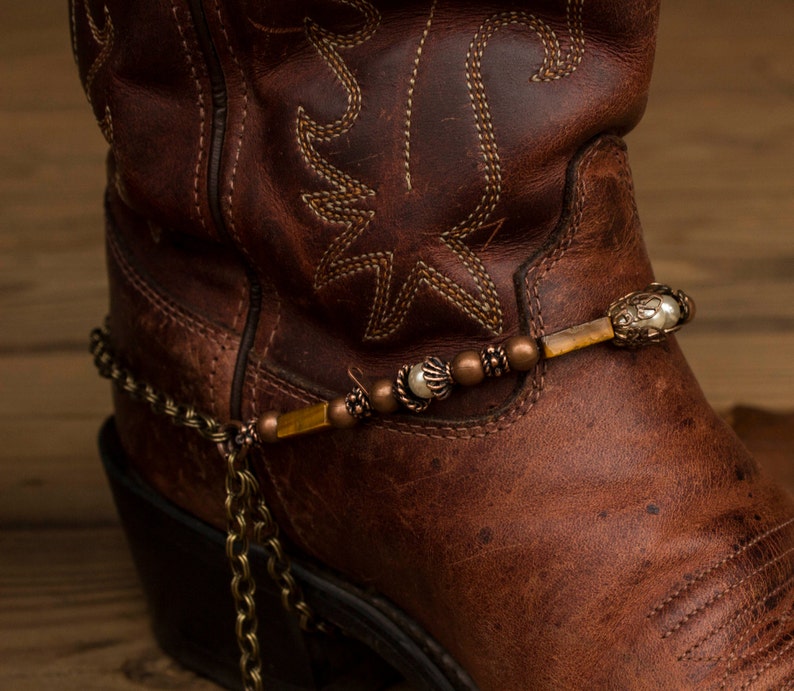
[99,417,477,691]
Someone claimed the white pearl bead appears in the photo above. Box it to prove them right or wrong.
[629,294,681,332]
[408,363,433,399]
[659,294,681,330]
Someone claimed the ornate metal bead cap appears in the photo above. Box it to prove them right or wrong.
[608,283,695,348]
[422,357,454,400]
[234,418,260,448]
[344,386,373,420]
[394,365,432,413]
[480,345,510,377]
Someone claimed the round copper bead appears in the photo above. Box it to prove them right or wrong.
[504,335,540,372]
[451,350,485,386]
[255,410,280,444]
[328,396,358,429]
[371,378,400,414]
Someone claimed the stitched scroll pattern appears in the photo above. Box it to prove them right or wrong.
[297,0,384,337]
[403,0,437,192]
[301,1,584,342]
[72,0,115,144]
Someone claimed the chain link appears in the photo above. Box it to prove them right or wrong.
[225,445,265,691]
[90,324,229,444]
[90,324,328,690]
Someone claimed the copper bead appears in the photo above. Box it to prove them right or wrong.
[371,378,400,414]
[255,410,280,444]
[451,350,485,386]
[504,335,540,372]
[328,396,358,429]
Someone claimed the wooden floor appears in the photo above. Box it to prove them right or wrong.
[0,1,792,689]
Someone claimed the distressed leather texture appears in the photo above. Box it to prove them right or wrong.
[73,0,794,688]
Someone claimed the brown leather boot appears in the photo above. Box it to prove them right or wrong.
[74,0,794,688]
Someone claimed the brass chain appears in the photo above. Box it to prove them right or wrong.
[225,444,265,691]
[90,324,328,691]
[90,324,228,444]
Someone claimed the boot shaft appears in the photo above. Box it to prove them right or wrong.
[72,0,659,401]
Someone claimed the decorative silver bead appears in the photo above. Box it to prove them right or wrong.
[608,283,692,347]
[408,363,434,399]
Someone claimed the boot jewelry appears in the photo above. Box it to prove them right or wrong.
[91,283,694,444]
[262,283,692,440]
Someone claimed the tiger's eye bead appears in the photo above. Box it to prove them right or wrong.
[504,335,540,372]
[451,350,485,386]
[255,410,280,444]
[328,397,358,429]
[371,378,400,414]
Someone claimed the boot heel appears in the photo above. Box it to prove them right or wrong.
[99,418,401,691]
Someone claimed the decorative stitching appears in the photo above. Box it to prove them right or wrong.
[209,345,222,415]
[73,0,115,140]
[297,0,382,331]
[728,605,794,689]
[213,0,250,247]
[679,572,794,662]
[107,227,217,341]
[532,0,584,83]
[250,287,284,418]
[661,518,794,691]
[263,295,282,362]
[648,516,794,619]
[715,606,787,682]
[248,355,321,406]
[663,545,794,639]
[524,124,599,342]
[170,2,208,231]
[251,135,626,443]
[404,0,437,191]
[81,1,114,105]
[106,222,234,352]
[211,281,247,417]
[305,1,583,342]
[98,103,114,146]
[376,363,543,441]
[377,138,618,440]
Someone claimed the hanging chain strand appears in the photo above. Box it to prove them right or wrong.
[225,443,265,691]
[90,324,327,691]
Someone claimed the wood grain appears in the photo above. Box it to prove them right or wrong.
[1,1,791,689]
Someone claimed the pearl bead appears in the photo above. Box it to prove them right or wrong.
[504,336,540,372]
[627,294,681,332]
[255,410,280,444]
[408,363,433,399]
[659,294,681,330]
[451,350,485,386]
[371,378,399,414]
[328,397,358,429]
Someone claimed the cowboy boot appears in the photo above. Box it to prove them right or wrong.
[73,0,794,688]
